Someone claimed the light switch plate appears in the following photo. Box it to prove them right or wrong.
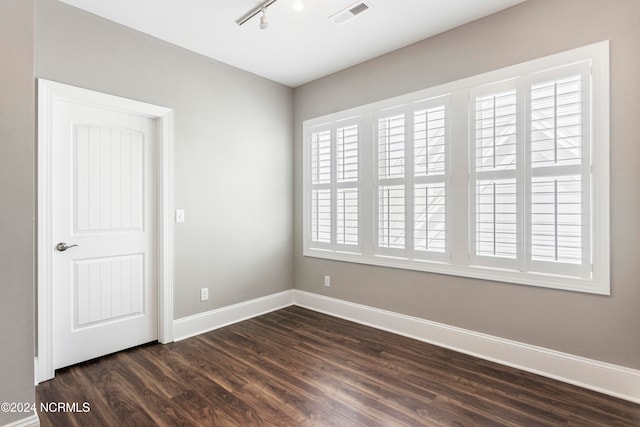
[176,209,185,223]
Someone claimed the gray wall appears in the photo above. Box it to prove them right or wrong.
[0,0,36,423]
[35,0,294,319]
[293,0,640,369]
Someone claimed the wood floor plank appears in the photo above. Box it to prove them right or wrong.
[37,306,640,426]
[253,312,561,426]
[202,330,383,426]
[176,339,300,425]
[276,306,638,425]
[243,320,456,425]
[217,320,434,423]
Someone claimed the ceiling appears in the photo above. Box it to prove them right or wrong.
[58,0,526,88]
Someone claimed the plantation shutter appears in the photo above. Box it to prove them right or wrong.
[377,113,406,251]
[527,62,591,277]
[413,101,448,257]
[471,82,520,268]
[336,124,359,246]
[309,122,360,250]
[310,129,332,245]
[304,43,607,293]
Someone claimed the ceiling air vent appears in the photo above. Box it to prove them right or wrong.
[330,1,372,25]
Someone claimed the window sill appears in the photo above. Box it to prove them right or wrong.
[303,247,609,295]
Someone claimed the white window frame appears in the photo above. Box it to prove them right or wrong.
[302,41,610,295]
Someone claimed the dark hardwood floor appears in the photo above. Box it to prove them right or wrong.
[37,306,640,426]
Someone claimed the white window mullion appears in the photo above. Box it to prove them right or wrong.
[360,113,375,257]
[581,158,591,278]
[405,107,414,259]
[450,90,469,266]
[580,63,592,279]
[517,77,528,273]
[589,42,610,290]
[330,127,337,245]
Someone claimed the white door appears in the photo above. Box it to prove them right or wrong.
[52,98,157,369]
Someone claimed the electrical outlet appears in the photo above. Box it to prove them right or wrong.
[324,275,331,287]
[200,287,209,301]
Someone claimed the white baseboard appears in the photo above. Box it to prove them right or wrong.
[173,290,294,341]
[1,413,39,427]
[292,290,640,404]
[171,288,639,404]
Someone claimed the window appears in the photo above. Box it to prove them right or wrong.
[470,84,519,269]
[310,129,331,244]
[309,121,360,251]
[377,112,406,252]
[336,124,359,246]
[371,99,451,260]
[527,65,591,279]
[413,104,447,256]
[303,41,609,294]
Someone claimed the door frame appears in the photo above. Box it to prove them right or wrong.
[36,79,174,383]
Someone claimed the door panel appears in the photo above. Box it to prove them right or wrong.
[74,125,145,232]
[52,100,157,370]
[73,254,144,328]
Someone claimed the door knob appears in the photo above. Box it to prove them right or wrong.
[56,242,79,252]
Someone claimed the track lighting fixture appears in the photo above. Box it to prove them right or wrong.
[236,0,304,29]
[259,8,268,29]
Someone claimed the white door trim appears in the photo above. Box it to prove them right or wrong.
[36,79,174,383]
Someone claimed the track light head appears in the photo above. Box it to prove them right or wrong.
[259,8,268,29]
